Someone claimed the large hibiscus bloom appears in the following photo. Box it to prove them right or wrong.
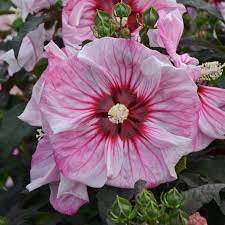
[20,38,200,191]
[62,0,186,51]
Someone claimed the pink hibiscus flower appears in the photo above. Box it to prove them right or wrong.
[19,42,89,215]
[156,9,225,151]
[62,0,186,51]
[20,38,200,194]
[148,8,199,68]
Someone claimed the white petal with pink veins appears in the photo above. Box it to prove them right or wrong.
[50,181,88,215]
[51,128,107,188]
[107,122,192,188]
[26,137,59,192]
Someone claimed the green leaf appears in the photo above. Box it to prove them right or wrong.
[177,0,223,20]
[0,103,34,158]
[176,157,187,175]
[182,184,225,214]
[33,58,48,76]
[0,0,13,13]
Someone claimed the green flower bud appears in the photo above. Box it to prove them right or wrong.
[143,7,159,28]
[113,1,131,18]
[161,188,184,209]
[110,196,135,224]
[168,210,188,225]
[119,26,131,38]
[94,10,110,26]
[137,190,156,207]
[93,10,117,37]
[146,201,161,219]
[95,24,111,38]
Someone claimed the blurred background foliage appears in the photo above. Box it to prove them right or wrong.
[0,0,225,224]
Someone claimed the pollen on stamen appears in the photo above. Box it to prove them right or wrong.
[108,103,129,124]
[199,61,225,82]
[36,128,45,141]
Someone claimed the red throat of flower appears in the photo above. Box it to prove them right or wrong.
[95,87,149,140]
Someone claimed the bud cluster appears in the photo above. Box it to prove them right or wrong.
[109,187,188,225]
[92,0,159,40]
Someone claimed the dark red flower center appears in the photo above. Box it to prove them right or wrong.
[95,87,149,140]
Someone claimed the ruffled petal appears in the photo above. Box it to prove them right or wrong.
[0,50,20,76]
[78,37,170,100]
[18,75,45,126]
[26,137,59,191]
[149,65,200,143]
[157,9,183,57]
[57,175,89,201]
[132,0,186,15]
[50,127,107,188]
[147,29,164,48]
[50,180,88,215]
[40,56,115,133]
[198,85,225,108]
[199,95,225,140]
[107,122,192,188]
[19,42,70,126]
[62,0,96,50]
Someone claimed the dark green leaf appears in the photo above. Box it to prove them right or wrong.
[183,184,225,214]
[33,58,48,76]
[0,103,34,158]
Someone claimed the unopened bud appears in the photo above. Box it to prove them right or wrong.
[110,196,136,224]
[138,200,161,222]
[169,210,189,225]
[161,188,184,209]
[94,10,110,26]
[119,26,131,38]
[143,7,159,28]
[137,190,156,207]
[113,1,131,18]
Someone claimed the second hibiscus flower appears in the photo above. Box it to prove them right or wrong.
[62,0,186,51]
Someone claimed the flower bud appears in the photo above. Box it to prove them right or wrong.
[110,196,135,224]
[113,1,131,18]
[94,10,110,26]
[137,190,156,207]
[161,188,184,209]
[119,26,131,38]
[143,7,159,28]
[168,210,189,225]
[94,24,111,38]
[138,200,161,222]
